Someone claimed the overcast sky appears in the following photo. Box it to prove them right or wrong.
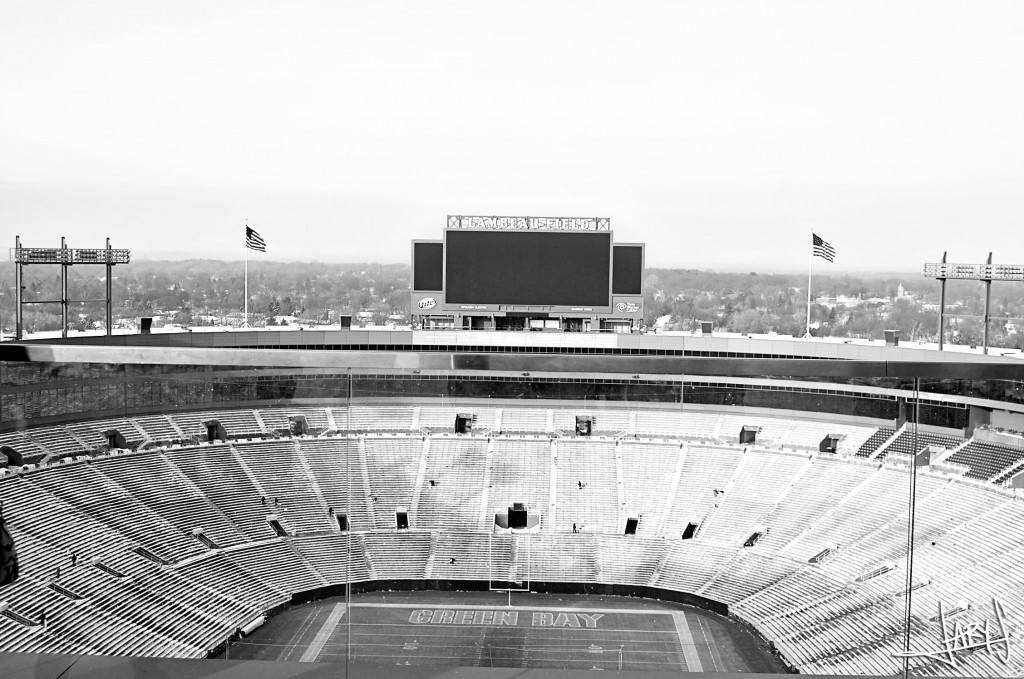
[1,1,1021,271]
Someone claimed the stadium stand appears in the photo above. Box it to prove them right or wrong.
[702,551,800,603]
[72,418,147,449]
[517,532,598,582]
[288,533,374,584]
[596,534,664,585]
[619,441,679,536]
[296,436,373,530]
[347,406,416,432]
[487,438,552,530]
[755,456,876,553]
[92,450,250,549]
[947,440,1024,480]
[232,440,334,534]
[131,415,185,444]
[654,541,737,592]
[0,431,48,464]
[431,531,511,581]
[360,436,423,530]
[856,426,896,457]
[781,420,876,453]
[26,426,93,461]
[3,404,1024,675]
[698,449,809,545]
[361,531,431,580]
[552,407,630,436]
[418,406,497,432]
[163,444,279,540]
[222,540,328,593]
[415,436,488,531]
[635,410,716,439]
[498,408,549,434]
[257,407,333,435]
[555,439,620,533]
[660,444,744,539]
[873,429,963,462]
[26,462,203,563]
[174,551,288,611]
[170,410,264,440]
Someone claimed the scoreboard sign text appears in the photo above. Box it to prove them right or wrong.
[448,216,610,231]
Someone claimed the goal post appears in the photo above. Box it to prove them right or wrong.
[489,531,530,592]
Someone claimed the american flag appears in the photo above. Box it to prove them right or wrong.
[245,226,266,252]
[812,233,835,262]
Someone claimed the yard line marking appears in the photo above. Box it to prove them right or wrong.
[299,603,347,662]
[352,602,677,615]
[695,617,722,671]
[672,612,704,672]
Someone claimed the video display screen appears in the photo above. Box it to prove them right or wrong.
[612,245,643,295]
[413,242,444,291]
[445,230,611,307]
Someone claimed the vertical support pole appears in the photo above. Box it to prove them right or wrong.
[61,236,68,339]
[805,239,813,338]
[983,252,992,355]
[15,235,23,340]
[346,367,352,670]
[937,252,946,351]
[106,238,113,336]
[901,378,921,679]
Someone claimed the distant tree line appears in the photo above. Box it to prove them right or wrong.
[1,260,1022,349]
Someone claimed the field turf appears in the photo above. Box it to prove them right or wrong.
[220,590,787,673]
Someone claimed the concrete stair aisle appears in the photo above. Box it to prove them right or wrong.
[356,437,377,527]
[648,539,671,586]
[549,439,558,531]
[694,446,752,540]
[424,531,439,579]
[293,440,335,529]
[867,424,907,461]
[615,440,626,528]
[409,437,431,529]
[480,438,495,528]
[252,410,267,434]
[655,443,688,537]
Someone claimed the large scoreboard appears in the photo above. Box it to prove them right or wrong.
[411,216,644,331]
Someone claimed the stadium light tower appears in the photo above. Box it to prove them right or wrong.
[13,235,131,340]
[923,252,1024,354]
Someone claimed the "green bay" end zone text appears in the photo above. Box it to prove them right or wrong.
[408,610,605,627]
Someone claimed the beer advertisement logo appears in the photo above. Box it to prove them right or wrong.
[418,297,437,310]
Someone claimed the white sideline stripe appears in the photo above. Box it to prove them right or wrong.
[672,611,703,672]
[352,602,675,615]
[300,603,347,662]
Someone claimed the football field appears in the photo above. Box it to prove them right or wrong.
[223,591,786,673]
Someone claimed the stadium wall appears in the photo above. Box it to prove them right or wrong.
[0,365,977,434]
[4,333,1024,441]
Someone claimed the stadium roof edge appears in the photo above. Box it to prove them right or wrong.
[3,342,1024,379]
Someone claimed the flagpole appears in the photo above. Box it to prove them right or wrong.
[244,222,249,329]
[805,234,813,338]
